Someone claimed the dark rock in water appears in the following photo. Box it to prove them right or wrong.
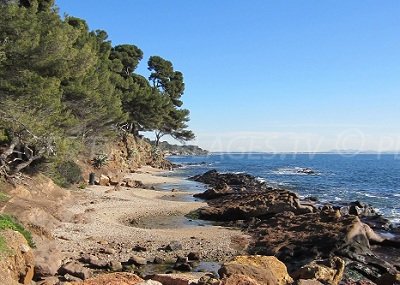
[296,168,316,175]
[187,251,201,261]
[173,256,192,272]
[197,189,315,221]
[190,169,268,194]
[361,215,392,231]
[348,201,378,217]
[165,240,183,251]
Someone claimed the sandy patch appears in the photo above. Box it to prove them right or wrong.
[53,167,247,264]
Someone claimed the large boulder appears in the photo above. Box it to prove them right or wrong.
[292,257,345,285]
[190,170,269,194]
[0,229,35,285]
[198,190,314,221]
[98,175,110,186]
[221,274,261,285]
[219,255,293,285]
[34,243,63,278]
[59,262,91,280]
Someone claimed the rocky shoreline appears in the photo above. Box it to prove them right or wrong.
[189,170,400,284]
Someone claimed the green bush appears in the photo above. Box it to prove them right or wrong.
[0,192,9,202]
[92,153,108,169]
[0,215,35,248]
[50,160,82,188]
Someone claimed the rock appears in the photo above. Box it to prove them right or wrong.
[198,189,314,221]
[165,240,183,251]
[296,168,315,175]
[69,272,143,285]
[150,273,200,285]
[63,273,83,282]
[376,272,400,285]
[194,183,235,200]
[86,255,108,269]
[133,245,147,252]
[127,255,147,266]
[173,256,192,271]
[23,265,34,285]
[36,276,60,285]
[188,251,201,261]
[296,280,324,285]
[0,230,35,285]
[34,243,62,278]
[59,262,91,280]
[219,255,293,285]
[123,178,144,188]
[292,257,345,285]
[99,174,110,186]
[220,274,261,285]
[108,173,122,186]
[137,281,163,285]
[190,170,266,190]
[153,256,164,264]
[102,247,116,254]
[108,260,123,271]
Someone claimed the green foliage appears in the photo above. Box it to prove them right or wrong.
[0,1,194,176]
[56,160,82,185]
[0,235,7,254]
[0,215,35,248]
[92,153,108,169]
[0,191,9,202]
[78,183,87,189]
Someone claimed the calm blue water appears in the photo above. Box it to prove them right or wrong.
[166,153,400,224]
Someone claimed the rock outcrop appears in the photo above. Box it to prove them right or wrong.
[0,229,35,285]
[219,255,293,285]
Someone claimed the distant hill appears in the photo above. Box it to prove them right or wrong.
[152,141,209,156]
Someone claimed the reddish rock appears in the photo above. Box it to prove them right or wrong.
[221,274,261,285]
[70,272,143,285]
[98,175,110,186]
[219,255,293,285]
[150,273,200,285]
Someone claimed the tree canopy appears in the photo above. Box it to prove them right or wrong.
[0,0,194,178]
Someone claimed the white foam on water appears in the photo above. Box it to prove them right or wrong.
[256,177,266,183]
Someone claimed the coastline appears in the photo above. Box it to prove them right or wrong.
[53,166,247,265]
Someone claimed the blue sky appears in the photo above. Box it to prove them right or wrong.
[56,1,400,152]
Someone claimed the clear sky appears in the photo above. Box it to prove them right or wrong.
[56,1,400,152]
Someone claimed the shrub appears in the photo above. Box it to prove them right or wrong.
[92,153,108,169]
[55,160,82,187]
[0,215,35,248]
[0,192,9,202]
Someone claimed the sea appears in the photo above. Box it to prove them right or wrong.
[165,153,400,225]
